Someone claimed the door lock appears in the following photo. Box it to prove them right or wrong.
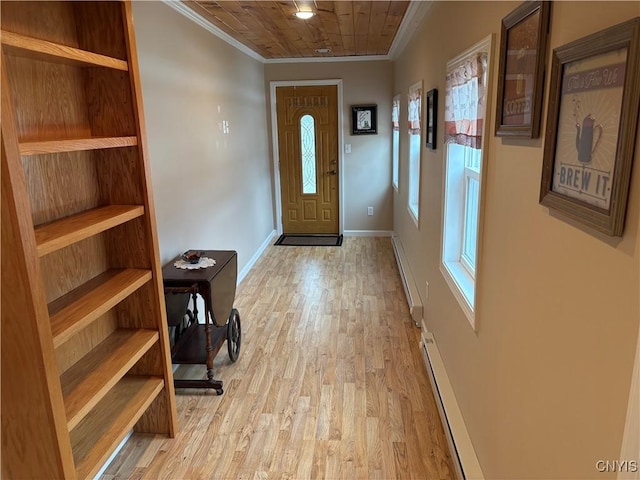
[327,169,337,175]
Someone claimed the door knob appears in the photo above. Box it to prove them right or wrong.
[327,169,337,175]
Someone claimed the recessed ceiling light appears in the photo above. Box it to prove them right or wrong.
[315,48,331,54]
[294,11,314,19]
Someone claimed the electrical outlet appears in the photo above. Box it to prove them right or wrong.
[367,206,373,216]
[425,281,429,301]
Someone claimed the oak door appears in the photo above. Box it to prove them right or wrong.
[276,85,339,234]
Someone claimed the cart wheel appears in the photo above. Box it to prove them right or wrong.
[216,388,224,395]
[227,308,241,362]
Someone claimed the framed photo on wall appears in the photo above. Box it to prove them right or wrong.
[425,88,438,150]
[351,105,377,135]
[539,18,640,236]
[495,1,550,138]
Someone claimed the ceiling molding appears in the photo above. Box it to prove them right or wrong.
[164,0,423,64]
[388,0,434,60]
[162,0,267,63]
[264,54,391,64]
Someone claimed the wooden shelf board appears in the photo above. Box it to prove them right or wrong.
[70,376,164,480]
[50,269,152,348]
[19,136,138,156]
[61,329,159,431]
[35,205,145,257]
[1,30,129,71]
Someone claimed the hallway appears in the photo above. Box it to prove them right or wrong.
[103,237,454,479]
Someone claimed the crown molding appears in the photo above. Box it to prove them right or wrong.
[264,54,391,64]
[164,0,430,64]
[162,0,266,63]
[388,1,434,59]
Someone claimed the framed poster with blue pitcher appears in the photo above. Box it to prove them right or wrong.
[539,18,640,236]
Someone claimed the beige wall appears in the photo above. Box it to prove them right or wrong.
[264,61,394,233]
[132,1,274,271]
[393,2,640,478]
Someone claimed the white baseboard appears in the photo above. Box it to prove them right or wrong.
[343,230,393,237]
[421,329,484,480]
[93,431,133,480]
[391,235,422,326]
[238,229,276,284]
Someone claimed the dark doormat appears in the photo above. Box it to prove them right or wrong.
[274,234,343,246]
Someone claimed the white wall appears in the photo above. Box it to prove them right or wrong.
[132,1,274,271]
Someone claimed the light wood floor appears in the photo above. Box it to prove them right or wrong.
[103,237,455,479]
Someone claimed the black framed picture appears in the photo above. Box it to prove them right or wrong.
[351,105,377,135]
[425,88,438,149]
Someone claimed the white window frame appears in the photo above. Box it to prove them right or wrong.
[460,148,481,277]
[392,94,400,191]
[440,35,493,330]
[407,81,422,227]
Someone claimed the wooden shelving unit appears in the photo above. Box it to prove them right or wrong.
[49,268,152,347]
[1,2,178,479]
[70,376,165,480]
[1,30,130,70]
[34,204,146,256]
[19,136,138,156]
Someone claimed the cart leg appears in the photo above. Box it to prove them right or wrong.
[204,318,223,394]
[198,293,215,382]
[191,292,198,323]
[205,312,215,382]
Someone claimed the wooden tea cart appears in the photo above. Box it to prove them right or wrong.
[162,250,241,395]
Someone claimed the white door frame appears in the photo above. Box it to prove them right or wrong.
[270,79,344,235]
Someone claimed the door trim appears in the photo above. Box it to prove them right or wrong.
[270,79,344,235]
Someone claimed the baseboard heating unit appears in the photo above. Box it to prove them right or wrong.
[391,235,422,326]
[421,330,484,480]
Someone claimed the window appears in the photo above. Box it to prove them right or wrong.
[441,37,492,329]
[461,146,481,275]
[300,114,317,194]
[407,82,422,225]
[392,94,400,190]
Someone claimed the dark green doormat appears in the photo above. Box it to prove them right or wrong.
[274,234,343,246]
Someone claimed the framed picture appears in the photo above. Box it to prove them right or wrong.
[539,18,640,236]
[425,89,438,150]
[495,1,550,138]
[351,105,377,135]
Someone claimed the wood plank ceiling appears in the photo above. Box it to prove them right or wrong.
[183,1,411,59]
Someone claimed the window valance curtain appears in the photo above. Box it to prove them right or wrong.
[444,52,487,149]
[392,98,400,132]
[408,87,422,135]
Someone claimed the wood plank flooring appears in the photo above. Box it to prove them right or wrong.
[102,237,455,479]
